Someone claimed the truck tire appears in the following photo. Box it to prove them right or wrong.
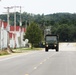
[56,46,59,52]
[45,48,48,52]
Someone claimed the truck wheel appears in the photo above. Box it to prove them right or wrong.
[45,48,48,52]
[56,47,59,52]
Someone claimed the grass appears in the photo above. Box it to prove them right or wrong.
[24,47,43,50]
[0,50,9,56]
[0,47,43,56]
[13,47,43,53]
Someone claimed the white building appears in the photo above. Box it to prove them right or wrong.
[0,21,26,49]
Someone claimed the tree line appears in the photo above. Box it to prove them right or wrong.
[0,12,76,42]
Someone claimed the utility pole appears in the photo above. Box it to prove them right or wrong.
[4,7,13,48]
[20,6,22,27]
[25,20,27,28]
[0,0,1,49]
[12,6,20,48]
[19,6,22,48]
[12,6,20,30]
[0,19,1,49]
[12,6,21,30]
[14,6,17,48]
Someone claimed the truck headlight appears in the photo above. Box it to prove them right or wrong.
[54,44,57,47]
[46,45,48,47]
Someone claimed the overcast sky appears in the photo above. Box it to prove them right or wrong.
[0,0,76,15]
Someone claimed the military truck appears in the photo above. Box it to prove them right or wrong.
[45,34,59,52]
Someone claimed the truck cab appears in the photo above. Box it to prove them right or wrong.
[45,34,59,52]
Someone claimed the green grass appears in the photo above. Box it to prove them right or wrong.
[13,47,43,53]
[24,48,43,50]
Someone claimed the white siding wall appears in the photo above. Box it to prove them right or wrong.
[0,27,26,49]
[3,30,7,48]
[1,28,7,49]
[10,37,15,48]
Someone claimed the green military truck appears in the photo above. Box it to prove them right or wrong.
[45,34,59,52]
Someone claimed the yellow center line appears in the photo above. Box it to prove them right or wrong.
[25,74,29,75]
[25,53,56,75]
[34,67,37,70]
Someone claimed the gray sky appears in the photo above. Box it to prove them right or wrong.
[0,0,76,15]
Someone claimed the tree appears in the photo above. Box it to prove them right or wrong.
[52,24,76,42]
[57,24,70,42]
[24,22,42,48]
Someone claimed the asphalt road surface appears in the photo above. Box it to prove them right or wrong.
[0,43,76,75]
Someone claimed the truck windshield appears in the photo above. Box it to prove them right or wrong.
[46,36,57,43]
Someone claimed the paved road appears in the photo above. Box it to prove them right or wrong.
[0,43,76,75]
